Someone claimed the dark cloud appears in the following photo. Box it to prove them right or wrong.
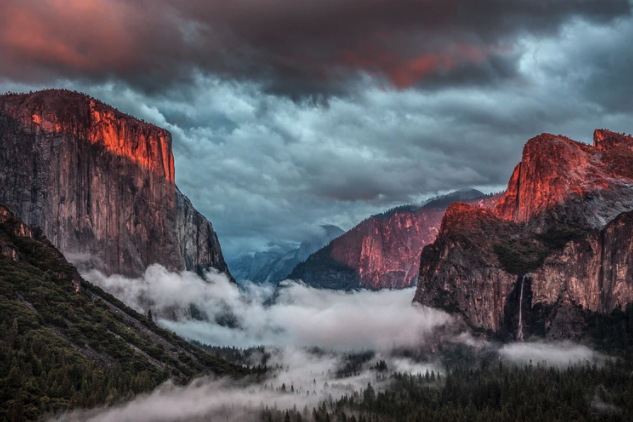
[0,0,629,96]
[1,2,633,257]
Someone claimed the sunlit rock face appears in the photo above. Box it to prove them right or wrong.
[415,130,633,339]
[496,132,633,230]
[291,190,502,290]
[0,90,231,279]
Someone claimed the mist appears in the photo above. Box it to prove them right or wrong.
[68,265,611,421]
[499,341,602,367]
[84,265,452,350]
[50,346,386,422]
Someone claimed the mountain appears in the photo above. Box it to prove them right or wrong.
[229,225,344,284]
[290,189,503,290]
[0,203,245,421]
[414,130,633,339]
[0,90,230,279]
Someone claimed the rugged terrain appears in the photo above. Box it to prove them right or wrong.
[0,203,246,421]
[0,90,230,278]
[291,189,502,290]
[415,130,633,339]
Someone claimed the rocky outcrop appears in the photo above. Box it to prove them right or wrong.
[415,130,633,339]
[291,189,502,290]
[531,210,633,314]
[495,133,633,231]
[414,203,519,333]
[0,90,231,278]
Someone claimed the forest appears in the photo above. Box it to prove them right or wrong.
[255,304,633,422]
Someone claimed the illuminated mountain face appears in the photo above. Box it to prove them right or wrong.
[0,90,231,279]
[416,130,633,339]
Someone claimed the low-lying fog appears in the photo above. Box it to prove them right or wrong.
[51,265,603,421]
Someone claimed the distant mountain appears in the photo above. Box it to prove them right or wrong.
[415,130,633,340]
[229,225,344,284]
[289,189,503,290]
[0,203,245,421]
[0,89,231,279]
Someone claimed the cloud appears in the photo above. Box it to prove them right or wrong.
[71,266,612,421]
[0,0,629,95]
[499,342,602,367]
[2,7,633,256]
[84,265,453,350]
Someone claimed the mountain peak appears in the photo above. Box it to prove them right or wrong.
[422,188,486,210]
[416,128,633,338]
[593,129,633,151]
[495,130,633,229]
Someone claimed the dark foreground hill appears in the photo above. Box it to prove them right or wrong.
[0,203,246,421]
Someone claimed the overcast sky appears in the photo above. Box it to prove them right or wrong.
[1,0,632,258]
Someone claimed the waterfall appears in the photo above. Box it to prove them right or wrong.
[517,275,526,341]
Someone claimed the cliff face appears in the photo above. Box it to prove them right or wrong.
[531,210,633,315]
[495,133,633,231]
[415,130,633,338]
[0,90,230,278]
[291,190,502,290]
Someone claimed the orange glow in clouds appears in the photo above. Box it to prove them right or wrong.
[343,43,497,88]
[0,0,138,72]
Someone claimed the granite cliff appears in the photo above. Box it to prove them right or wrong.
[0,90,231,279]
[414,130,633,339]
[291,189,502,290]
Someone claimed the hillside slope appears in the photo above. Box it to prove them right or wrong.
[0,203,245,421]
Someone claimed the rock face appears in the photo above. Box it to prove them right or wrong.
[291,189,502,290]
[0,90,231,278]
[414,130,633,339]
[229,225,344,284]
[495,133,633,230]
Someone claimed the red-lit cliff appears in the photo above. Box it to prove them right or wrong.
[414,130,633,338]
[290,189,502,290]
[0,90,231,278]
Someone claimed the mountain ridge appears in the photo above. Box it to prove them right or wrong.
[290,189,503,290]
[229,224,344,284]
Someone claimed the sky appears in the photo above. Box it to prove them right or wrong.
[1,0,632,258]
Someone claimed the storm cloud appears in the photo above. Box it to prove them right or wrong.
[1,1,633,256]
[0,0,629,95]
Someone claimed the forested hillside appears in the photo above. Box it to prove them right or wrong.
[0,204,247,421]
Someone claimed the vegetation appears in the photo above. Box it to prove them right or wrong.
[494,226,588,275]
[256,304,633,422]
[257,359,633,421]
[0,208,248,421]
